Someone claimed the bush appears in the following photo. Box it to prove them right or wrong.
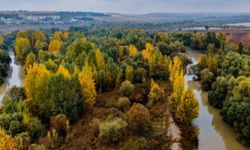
[6,86,26,101]
[23,114,46,142]
[127,103,150,133]
[9,120,24,135]
[0,113,12,130]
[117,97,131,111]
[119,81,135,97]
[125,137,149,150]
[99,117,127,143]
[134,68,147,83]
[50,114,69,137]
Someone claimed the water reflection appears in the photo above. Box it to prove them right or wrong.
[185,50,248,150]
[0,51,24,102]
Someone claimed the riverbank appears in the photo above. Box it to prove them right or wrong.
[0,51,24,102]
[185,49,248,150]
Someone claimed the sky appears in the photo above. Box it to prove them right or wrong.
[0,0,250,14]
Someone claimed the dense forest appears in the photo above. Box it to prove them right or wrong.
[0,36,11,84]
[0,26,249,149]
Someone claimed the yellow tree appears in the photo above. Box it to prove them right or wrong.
[24,52,36,70]
[48,40,63,55]
[63,31,69,39]
[168,70,185,114]
[142,43,154,60]
[33,30,46,42]
[25,64,52,107]
[57,64,71,79]
[176,89,199,125]
[169,56,183,85]
[125,65,134,82]
[129,44,137,56]
[148,79,164,102]
[54,31,62,40]
[15,37,31,62]
[79,61,97,108]
[0,129,19,150]
[95,49,105,70]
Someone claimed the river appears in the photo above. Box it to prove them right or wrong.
[0,51,24,102]
[185,50,249,150]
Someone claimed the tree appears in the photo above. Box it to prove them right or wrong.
[238,42,244,54]
[221,77,250,145]
[208,76,230,108]
[33,30,46,42]
[95,49,105,70]
[129,44,137,56]
[56,64,71,79]
[142,43,154,60]
[127,103,150,133]
[199,44,218,74]
[125,65,134,82]
[148,79,164,103]
[15,37,31,62]
[169,57,183,88]
[24,64,52,120]
[35,41,48,51]
[48,40,63,55]
[79,61,97,108]
[168,57,198,125]
[24,52,36,70]
[176,89,199,125]
[200,68,214,90]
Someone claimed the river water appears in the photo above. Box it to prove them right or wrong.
[0,51,24,102]
[185,50,249,150]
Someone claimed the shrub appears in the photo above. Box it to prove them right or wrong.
[99,117,127,143]
[119,81,135,97]
[23,114,46,142]
[50,114,69,137]
[125,137,149,150]
[127,103,150,133]
[117,97,131,111]
[9,120,24,135]
[0,113,12,130]
[6,86,26,101]
[15,132,30,150]
[134,68,147,83]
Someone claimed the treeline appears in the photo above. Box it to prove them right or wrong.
[0,35,11,84]
[0,28,200,149]
[194,36,250,146]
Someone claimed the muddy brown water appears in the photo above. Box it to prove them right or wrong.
[0,51,24,102]
[185,49,249,150]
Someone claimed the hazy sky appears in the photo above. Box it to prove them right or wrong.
[0,0,250,14]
